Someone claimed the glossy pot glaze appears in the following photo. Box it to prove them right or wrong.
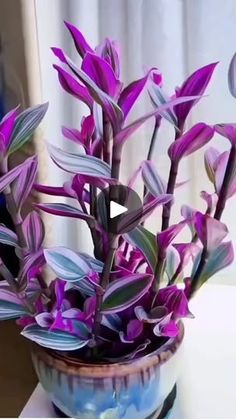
[32,323,184,419]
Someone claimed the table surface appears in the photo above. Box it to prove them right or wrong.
[20,284,236,419]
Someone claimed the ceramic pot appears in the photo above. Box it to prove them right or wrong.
[31,322,184,419]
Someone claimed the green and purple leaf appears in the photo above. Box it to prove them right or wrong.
[141,161,167,195]
[0,107,18,153]
[12,156,38,210]
[124,226,158,271]
[37,203,95,224]
[22,211,45,253]
[101,273,153,313]
[194,212,228,251]
[21,324,89,351]
[0,225,18,247]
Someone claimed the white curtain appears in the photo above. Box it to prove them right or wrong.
[30,0,236,282]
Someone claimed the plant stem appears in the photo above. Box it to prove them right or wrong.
[153,249,166,293]
[103,113,111,165]
[214,145,236,220]
[111,143,122,179]
[143,119,160,199]
[92,235,118,343]
[161,161,179,231]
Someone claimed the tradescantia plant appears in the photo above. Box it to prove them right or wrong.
[0,22,235,361]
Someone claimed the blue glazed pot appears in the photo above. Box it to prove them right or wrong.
[32,322,184,419]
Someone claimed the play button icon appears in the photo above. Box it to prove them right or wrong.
[110,201,128,218]
[96,185,143,235]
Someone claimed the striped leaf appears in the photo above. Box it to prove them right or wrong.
[9,103,49,154]
[0,225,18,247]
[21,325,89,351]
[37,203,95,224]
[22,211,45,253]
[12,156,38,210]
[124,226,158,272]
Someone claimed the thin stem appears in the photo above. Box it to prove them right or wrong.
[214,145,236,220]
[102,113,111,165]
[92,235,118,342]
[161,161,179,231]
[111,143,122,179]
[143,119,160,199]
[153,249,166,293]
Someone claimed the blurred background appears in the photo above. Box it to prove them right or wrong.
[1,0,236,416]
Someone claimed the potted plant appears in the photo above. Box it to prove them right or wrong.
[0,22,235,419]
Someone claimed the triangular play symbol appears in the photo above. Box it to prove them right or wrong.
[110,200,128,219]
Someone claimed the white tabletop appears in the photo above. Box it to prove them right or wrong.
[20,284,236,419]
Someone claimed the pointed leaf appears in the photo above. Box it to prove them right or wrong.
[124,226,158,271]
[204,147,220,183]
[215,123,236,146]
[21,324,89,350]
[53,65,93,108]
[48,144,111,178]
[118,71,151,119]
[64,21,94,58]
[37,203,95,224]
[44,247,92,281]
[0,225,18,247]
[81,52,121,97]
[52,47,123,131]
[34,184,69,197]
[101,273,153,313]
[9,103,49,154]
[0,107,18,152]
[157,222,186,249]
[12,156,38,210]
[141,161,167,195]
[168,123,215,162]
[174,62,218,124]
[194,212,228,251]
[22,211,44,253]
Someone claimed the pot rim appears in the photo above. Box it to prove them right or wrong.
[32,321,184,378]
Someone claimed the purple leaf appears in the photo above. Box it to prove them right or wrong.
[64,21,94,58]
[215,123,236,146]
[44,247,92,281]
[101,273,153,314]
[153,314,179,338]
[124,226,158,271]
[165,246,181,281]
[204,147,220,183]
[0,107,18,152]
[200,191,218,214]
[120,319,143,343]
[174,62,218,126]
[118,70,152,119]
[142,194,173,221]
[228,52,236,98]
[34,184,70,197]
[0,158,36,193]
[22,211,45,253]
[157,221,186,249]
[115,95,203,145]
[37,203,95,224]
[194,212,228,251]
[141,161,167,195]
[48,144,112,178]
[53,65,93,109]
[157,285,193,319]
[168,123,215,163]
[52,47,123,131]
[81,52,121,97]
[12,156,38,210]
[214,150,236,198]
[173,243,200,266]
[19,249,45,287]
[96,38,120,78]
[0,226,18,247]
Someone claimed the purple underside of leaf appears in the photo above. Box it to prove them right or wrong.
[214,151,236,197]
[174,62,218,123]
[34,184,69,197]
[52,47,123,131]
[141,160,167,195]
[118,70,152,119]
[0,156,37,193]
[115,95,204,145]
[36,203,94,223]
[0,107,18,151]
[64,21,94,58]
[81,52,121,97]
[157,222,186,249]
[53,65,93,108]
[215,123,236,145]
[204,147,221,183]
[168,123,215,162]
[101,273,153,313]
